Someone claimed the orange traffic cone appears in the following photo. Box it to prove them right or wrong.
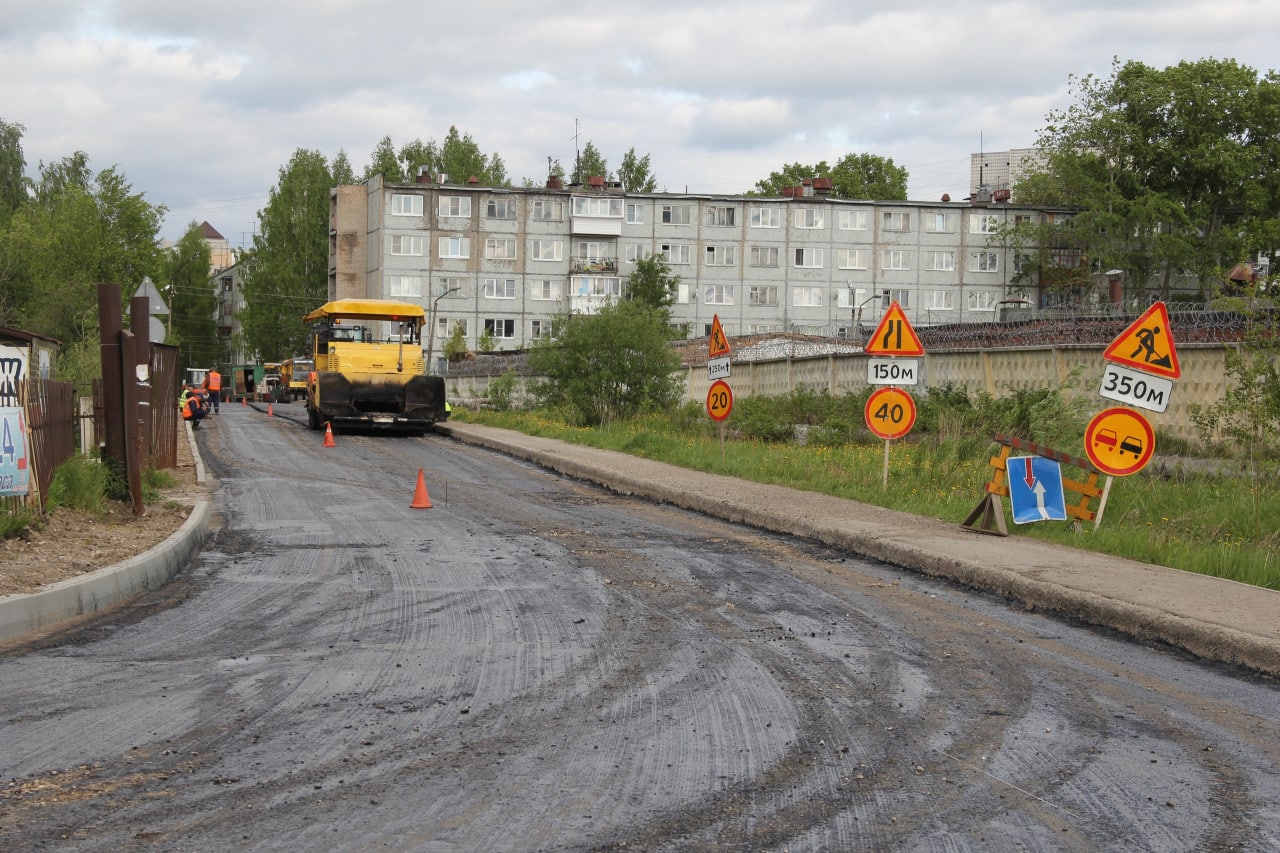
[267,402,274,417]
[410,469,432,509]
[323,422,336,448]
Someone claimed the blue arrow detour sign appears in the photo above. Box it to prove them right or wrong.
[1008,455,1067,523]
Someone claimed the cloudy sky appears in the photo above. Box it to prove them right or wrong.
[4,1,1278,250]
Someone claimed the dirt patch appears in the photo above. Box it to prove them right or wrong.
[0,429,204,597]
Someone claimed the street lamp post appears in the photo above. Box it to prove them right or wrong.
[425,285,461,372]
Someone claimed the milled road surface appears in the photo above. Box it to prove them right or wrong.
[2,404,1277,851]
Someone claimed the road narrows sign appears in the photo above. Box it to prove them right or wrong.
[1102,301,1181,379]
[864,387,917,440]
[864,301,924,357]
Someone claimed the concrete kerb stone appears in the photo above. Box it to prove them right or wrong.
[442,421,1280,679]
[0,425,212,646]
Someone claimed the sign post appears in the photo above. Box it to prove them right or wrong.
[862,302,924,489]
[706,315,732,455]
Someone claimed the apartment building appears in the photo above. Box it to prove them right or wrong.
[328,173,1062,355]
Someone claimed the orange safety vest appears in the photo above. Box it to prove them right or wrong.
[205,370,222,391]
[183,394,205,420]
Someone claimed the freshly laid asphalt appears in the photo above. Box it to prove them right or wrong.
[3,419,1277,678]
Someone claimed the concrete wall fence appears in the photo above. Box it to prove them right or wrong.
[446,343,1238,446]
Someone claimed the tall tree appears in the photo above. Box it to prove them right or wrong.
[0,154,164,387]
[572,140,609,185]
[239,149,333,361]
[165,224,216,373]
[331,149,356,185]
[439,126,507,186]
[364,136,404,183]
[0,118,26,227]
[1019,57,1280,299]
[626,254,678,320]
[527,299,683,426]
[751,153,908,199]
[617,147,657,192]
[362,129,507,186]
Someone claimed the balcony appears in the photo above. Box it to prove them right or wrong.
[570,257,618,275]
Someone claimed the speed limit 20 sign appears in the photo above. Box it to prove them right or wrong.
[864,387,917,440]
[706,379,733,422]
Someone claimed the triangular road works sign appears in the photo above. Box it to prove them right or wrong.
[864,301,924,356]
[1102,302,1181,379]
[708,314,731,357]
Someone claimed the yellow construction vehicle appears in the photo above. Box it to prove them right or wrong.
[302,299,449,434]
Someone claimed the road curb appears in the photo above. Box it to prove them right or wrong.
[0,425,212,646]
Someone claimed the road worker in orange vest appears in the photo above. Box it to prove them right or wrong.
[204,367,222,413]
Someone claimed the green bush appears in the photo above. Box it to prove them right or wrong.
[46,456,112,515]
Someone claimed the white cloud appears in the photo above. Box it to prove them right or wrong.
[2,0,1279,246]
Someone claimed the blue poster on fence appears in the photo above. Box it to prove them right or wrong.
[1008,455,1067,523]
[0,406,30,497]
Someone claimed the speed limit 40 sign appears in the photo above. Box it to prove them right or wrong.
[864,387,917,440]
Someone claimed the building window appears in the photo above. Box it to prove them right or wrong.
[624,243,647,263]
[705,206,736,226]
[838,209,869,230]
[925,212,956,234]
[749,206,781,228]
[836,249,868,270]
[391,235,425,256]
[485,197,517,219]
[883,211,910,232]
[969,251,999,272]
[529,239,563,261]
[438,236,470,259]
[1014,253,1034,274]
[530,279,562,300]
[881,249,911,271]
[531,319,552,338]
[388,275,423,298]
[793,286,822,307]
[924,251,955,272]
[530,199,564,221]
[967,290,999,311]
[793,247,824,268]
[704,245,737,267]
[704,285,734,305]
[391,194,423,216]
[483,278,517,299]
[748,285,779,307]
[660,243,692,265]
[438,317,468,339]
[660,204,693,224]
[676,283,695,304]
[1014,214,1033,226]
[624,202,644,224]
[484,318,516,338]
[221,276,233,292]
[749,246,780,267]
[888,289,911,307]
[438,196,471,218]
[573,196,623,217]
[794,208,824,229]
[837,288,868,309]
[971,213,1000,233]
[485,237,517,260]
[929,290,955,310]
